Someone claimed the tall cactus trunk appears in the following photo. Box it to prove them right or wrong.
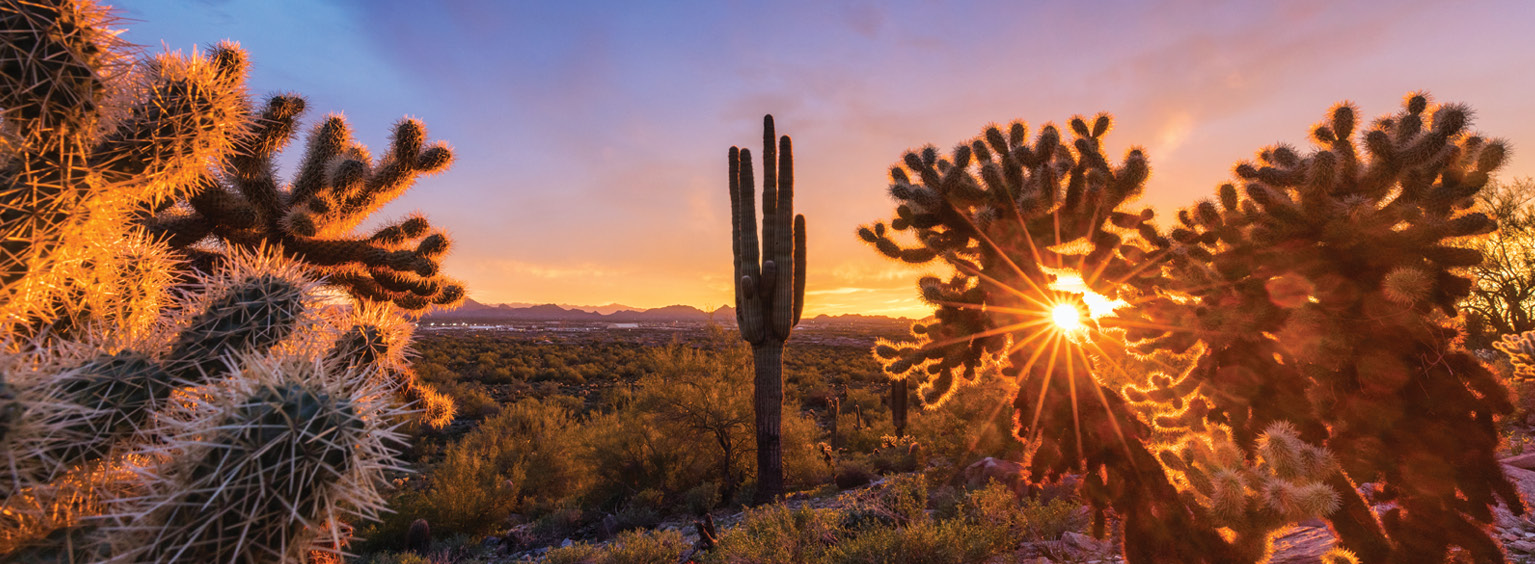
[891,377,907,438]
[752,342,784,502]
[727,115,806,505]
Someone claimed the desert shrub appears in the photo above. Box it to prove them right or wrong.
[961,482,1087,542]
[834,459,876,490]
[707,504,843,564]
[580,408,706,508]
[783,408,833,490]
[406,398,589,536]
[682,482,721,515]
[540,529,686,564]
[905,375,1026,468]
[433,379,500,419]
[540,542,599,564]
[822,518,1009,564]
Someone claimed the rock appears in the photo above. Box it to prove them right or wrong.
[1267,525,1337,564]
[1503,453,1535,470]
[964,457,1028,492]
[1062,531,1096,549]
[560,538,573,548]
[1503,464,1535,497]
[1512,539,1535,554]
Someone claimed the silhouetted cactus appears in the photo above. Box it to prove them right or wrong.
[405,518,430,554]
[863,95,1517,563]
[0,2,461,560]
[727,115,807,503]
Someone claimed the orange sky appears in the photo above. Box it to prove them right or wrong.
[123,0,1535,318]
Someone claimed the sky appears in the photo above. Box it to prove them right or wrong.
[115,0,1535,318]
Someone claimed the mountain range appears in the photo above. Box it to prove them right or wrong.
[423,298,908,325]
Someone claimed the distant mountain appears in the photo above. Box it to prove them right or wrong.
[426,299,737,324]
[426,300,905,325]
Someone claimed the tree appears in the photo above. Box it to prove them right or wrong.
[1463,177,1535,348]
[726,115,807,504]
[637,328,755,505]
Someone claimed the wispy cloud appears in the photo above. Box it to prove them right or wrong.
[123,0,1535,316]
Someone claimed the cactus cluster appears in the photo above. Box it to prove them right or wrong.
[141,93,466,312]
[1,1,461,561]
[1157,422,1341,561]
[863,94,1518,563]
[727,115,807,503]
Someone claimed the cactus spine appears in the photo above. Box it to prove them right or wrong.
[727,115,806,503]
[0,1,462,560]
[863,95,1519,563]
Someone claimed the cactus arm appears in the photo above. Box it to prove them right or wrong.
[733,147,765,343]
[289,115,350,205]
[771,135,796,338]
[792,214,806,326]
[760,115,778,263]
[729,147,745,324]
[186,175,257,230]
[227,95,306,222]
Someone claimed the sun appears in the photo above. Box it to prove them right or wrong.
[1051,302,1085,332]
[1047,271,1128,322]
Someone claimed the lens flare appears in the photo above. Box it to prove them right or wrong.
[1052,303,1085,332]
[1048,271,1127,319]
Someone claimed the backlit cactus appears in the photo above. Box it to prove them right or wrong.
[864,95,1518,563]
[727,115,807,503]
[0,1,462,560]
[1,0,245,330]
[141,93,465,312]
[1120,94,1517,563]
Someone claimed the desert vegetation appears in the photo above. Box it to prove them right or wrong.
[6,1,1535,564]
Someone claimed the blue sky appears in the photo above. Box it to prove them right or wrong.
[116,0,1535,316]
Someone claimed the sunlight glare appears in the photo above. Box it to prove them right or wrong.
[1048,271,1128,319]
[1052,303,1085,332]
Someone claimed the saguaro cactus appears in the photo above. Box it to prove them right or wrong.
[727,115,806,504]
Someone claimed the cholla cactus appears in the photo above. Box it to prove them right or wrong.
[1495,331,1535,377]
[1157,423,1341,561]
[864,94,1519,563]
[0,1,461,560]
[1119,94,1518,563]
[1,0,244,330]
[105,355,406,564]
[727,115,807,503]
[142,96,466,312]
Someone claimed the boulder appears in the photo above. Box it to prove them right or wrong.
[1503,452,1535,471]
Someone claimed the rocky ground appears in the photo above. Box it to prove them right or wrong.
[449,453,1535,564]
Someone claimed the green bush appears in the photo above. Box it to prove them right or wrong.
[681,482,720,515]
[380,398,589,540]
[822,518,1010,564]
[708,504,843,564]
[433,379,500,419]
[539,529,686,564]
[961,481,1088,542]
